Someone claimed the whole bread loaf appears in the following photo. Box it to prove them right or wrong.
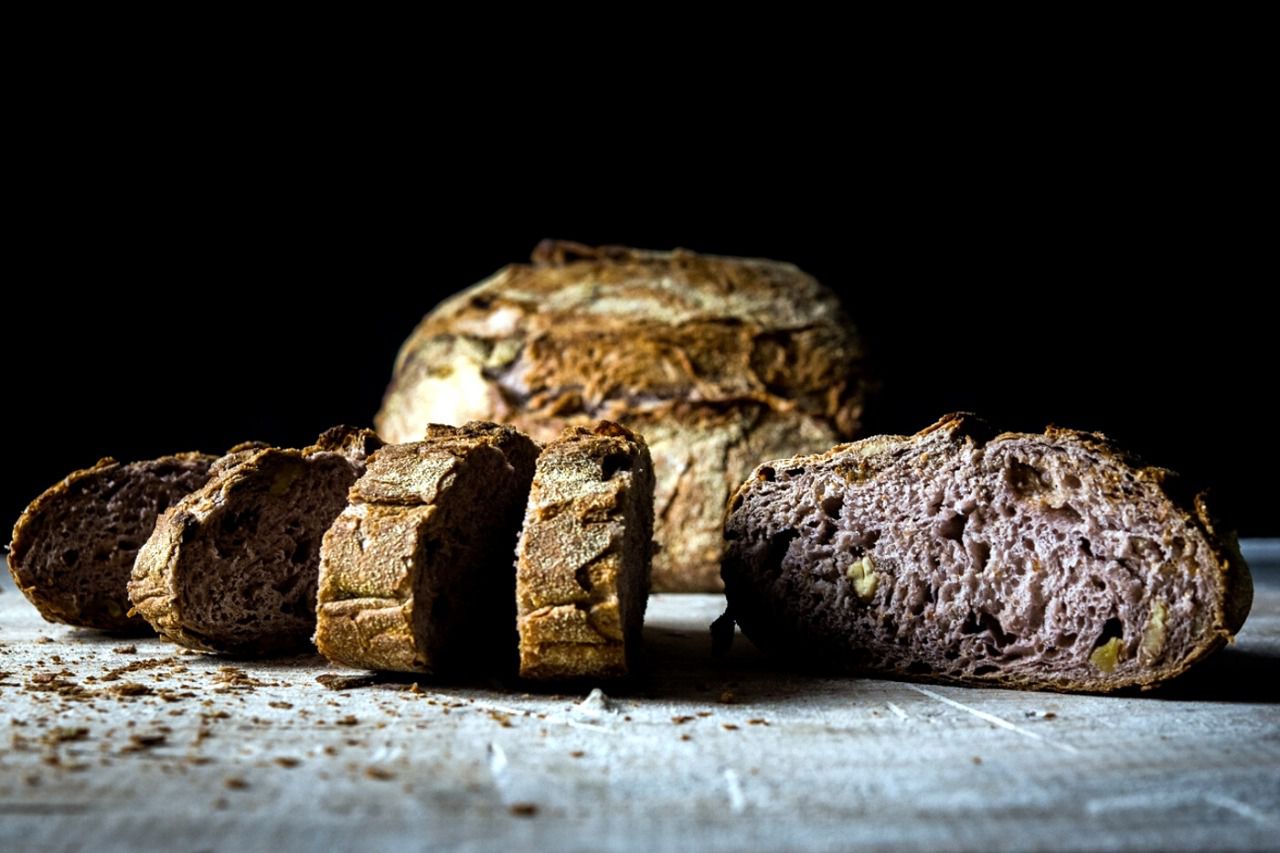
[377,240,866,590]
[720,414,1253,692]
[128,427,381,654]
[315,422,539,673]
[8,453,217,631]
[516,422,655,680]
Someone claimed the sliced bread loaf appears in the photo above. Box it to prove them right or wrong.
[516,422,655,679]
[128,427,381,654]
[720,414,1253,692]
[8,453,218,631]
[314,422,539,673]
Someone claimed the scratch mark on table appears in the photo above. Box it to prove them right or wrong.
[722,769,746,814]
[1205,793,1277,827]
[904,684,1080,754]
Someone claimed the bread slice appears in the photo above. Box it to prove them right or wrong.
[720,414,1253,693]
[7,453,218,631]
[515,422,655,680]
[128,427,381,654]
[314,422,539,673]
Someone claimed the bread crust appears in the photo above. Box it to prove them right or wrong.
[516,421,655,680]
[8,452,217,631]
[721,413,1253,693]
[376,241,866,590]
[314,422,539,673]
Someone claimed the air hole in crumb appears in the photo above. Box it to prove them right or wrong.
[1006,461,1048,495]
[979,612,1014,648]
[815,521,835,545]
[601,452,631,480]
[1062,473,1082,490]
[575,565,593,592]
[1089,576,1105,591]
[970,541,991,572]
[758,467,776,482]
[1079,538,1094,558]
[784,467,805,478]
[1093,618,1123,648]
[290,539,312,564]
[763,529,799,575]
[973,665,998,676]
[938,513,967,542]
[906,662,932,675]
[62,549,80,565]
[273,572,301,595]
[1044,503,1082,524]
[821,495,843,519]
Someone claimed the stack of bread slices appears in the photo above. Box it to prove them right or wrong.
[8,421,654,682]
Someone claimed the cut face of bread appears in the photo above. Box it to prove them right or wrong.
[721,414,1253,693]
[128,427,381,655]
[315,422,539,673]
[8,453,217,631]
[516,421,655,680]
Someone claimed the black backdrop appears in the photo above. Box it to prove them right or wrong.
[3,133,1273,539]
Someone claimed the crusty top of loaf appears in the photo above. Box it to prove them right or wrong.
[350,422,535,506]
[378,241,865,436]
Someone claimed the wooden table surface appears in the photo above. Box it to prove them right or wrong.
[2,545,1278,853]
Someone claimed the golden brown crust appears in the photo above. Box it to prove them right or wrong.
[8,452,217,631]
[375,241,865,591]
[314,422,539,673]
[516,421,655,680]
[721,413,1254,694]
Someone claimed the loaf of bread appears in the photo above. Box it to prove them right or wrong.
[314,422,539,673]
[515,422,655,680]
[128,427,381,654]
[8,453,218,631]
[720,414,1253,692]
[376,240,866,591]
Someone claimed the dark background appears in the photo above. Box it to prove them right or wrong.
[4,69,1273,539]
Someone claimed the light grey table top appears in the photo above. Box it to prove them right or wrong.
[1,545,1277,853]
